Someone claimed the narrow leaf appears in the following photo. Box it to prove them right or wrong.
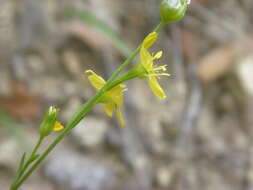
[65,8,132,57]
[16,152,26,178]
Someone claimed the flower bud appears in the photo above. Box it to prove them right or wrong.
[39,106,58,138]
[160,0,190,23]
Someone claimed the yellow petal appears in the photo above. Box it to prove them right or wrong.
[140,47,154,70]
[153,51,163,59]
[103,102,115,117]
[85,70,106,90]
[53,121,64,131]
[148,76,166,99]
[107,84,126,106]
[116,107,125,128]
[142,32,158,49]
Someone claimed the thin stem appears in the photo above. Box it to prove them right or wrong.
[154,21,165,32]
[10,21,165,190]
[19,136,43,176]
[30,136,43,158]
[107,72,138,90]
[10,136,43,189]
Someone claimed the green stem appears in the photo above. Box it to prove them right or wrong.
[154,21,165,33]
[30,136,43,158]
[19,136,43,176]
[107,72,138,90]
[10,22,165,190]
[10,136,43,189]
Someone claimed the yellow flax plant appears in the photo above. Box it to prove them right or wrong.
[9,1,190,189]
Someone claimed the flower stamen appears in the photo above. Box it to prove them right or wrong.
[137,32,170,99]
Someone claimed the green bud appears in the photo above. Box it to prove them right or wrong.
[160,0,190,23]
[39,106,58,138]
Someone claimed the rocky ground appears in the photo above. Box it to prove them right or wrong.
[0,0,253,190]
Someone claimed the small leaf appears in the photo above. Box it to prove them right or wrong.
[16,152,26,178]
[65,8,132,57]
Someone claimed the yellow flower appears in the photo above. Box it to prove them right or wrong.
[85,70,126,127]
[54,121,64,131]
[139,32,170,99]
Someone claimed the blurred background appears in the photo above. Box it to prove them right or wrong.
[0,0,253,189]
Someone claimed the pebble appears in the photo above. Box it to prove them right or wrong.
[44,151,118,190]
[156,166,173,187]
[71,117,108,148]
[0,139,21,169]
[236,56,253,95]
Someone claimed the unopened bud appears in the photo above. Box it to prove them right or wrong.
[39,106,59,138]
[160,0,190,24]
